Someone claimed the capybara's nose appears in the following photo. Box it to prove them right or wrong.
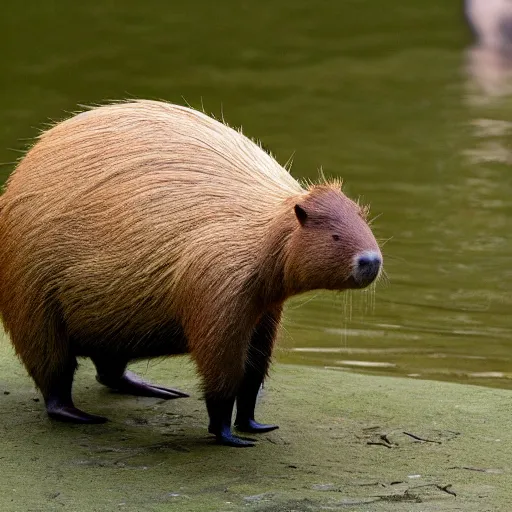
[353,250,382,287]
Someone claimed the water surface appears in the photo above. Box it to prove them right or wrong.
[1,1,510,388]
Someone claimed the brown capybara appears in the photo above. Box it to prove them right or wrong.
[0,100,382,447]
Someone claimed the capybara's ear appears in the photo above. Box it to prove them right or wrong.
[294,204,308,226]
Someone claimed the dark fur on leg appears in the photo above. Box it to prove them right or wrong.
[45,357,107,424]
[207,394,256,447]
[235,307,281,433]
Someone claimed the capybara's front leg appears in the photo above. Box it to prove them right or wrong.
[187,304,264,446]
[206,394,256,447]
[235,307,281,434]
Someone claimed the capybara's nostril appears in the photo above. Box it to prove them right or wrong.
[353,250,382,287]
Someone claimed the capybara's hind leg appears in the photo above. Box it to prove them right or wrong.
[44,357,108,424]
[235,308,281,434]
[11,306,107,424]
[93,357,189,399]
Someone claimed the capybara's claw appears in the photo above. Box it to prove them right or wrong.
[150,385,190,398]
[208,424,256,447]
[235,419,279,433]
[46,403,108,424]
[214,432,256,447]
[96,370,189,399]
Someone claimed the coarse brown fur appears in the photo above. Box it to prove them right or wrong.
[0,100,381,441]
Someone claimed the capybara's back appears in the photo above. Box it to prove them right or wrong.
[0,100,383,446]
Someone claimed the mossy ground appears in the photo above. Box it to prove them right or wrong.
[0,335,511,512]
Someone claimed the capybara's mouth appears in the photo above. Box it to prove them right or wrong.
[343,276,364,290]
[344,270,381,290]
[351,274,380,289]
[326,271,380,292]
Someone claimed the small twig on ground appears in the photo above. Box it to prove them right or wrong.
[436,484,456,497]
[367,441,393,448]
[366,433,396,448]
[449,466,502,474]
[380,434,394,445]
[403,431,442,444]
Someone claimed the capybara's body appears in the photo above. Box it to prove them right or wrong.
[0,100,382,446]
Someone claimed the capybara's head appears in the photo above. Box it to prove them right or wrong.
[286,184,382,294]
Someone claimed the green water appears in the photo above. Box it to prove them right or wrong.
[1,1,510,389]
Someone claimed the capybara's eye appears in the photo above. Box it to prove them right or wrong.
[332,234,340,241]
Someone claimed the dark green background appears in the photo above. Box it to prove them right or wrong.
[2,1,511,388]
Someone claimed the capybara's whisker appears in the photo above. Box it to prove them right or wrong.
[377,236,393,247]
[368,212,383,225]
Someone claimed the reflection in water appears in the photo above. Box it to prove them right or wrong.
[465,46,512,103]
[465,0,512,51]
[463,0,512,242]
[465,0,512,102]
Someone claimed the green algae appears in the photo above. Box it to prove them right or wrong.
[0,334,511,511]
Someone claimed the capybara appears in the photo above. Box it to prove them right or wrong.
[0,100,382,447]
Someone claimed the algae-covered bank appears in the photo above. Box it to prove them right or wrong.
[0,334,511,512]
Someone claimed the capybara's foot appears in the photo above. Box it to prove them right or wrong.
[235,418,279,433]
[96,370,189,399]
[208,424,256,447]
[206,394,255,447]
[46,401,108,424]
